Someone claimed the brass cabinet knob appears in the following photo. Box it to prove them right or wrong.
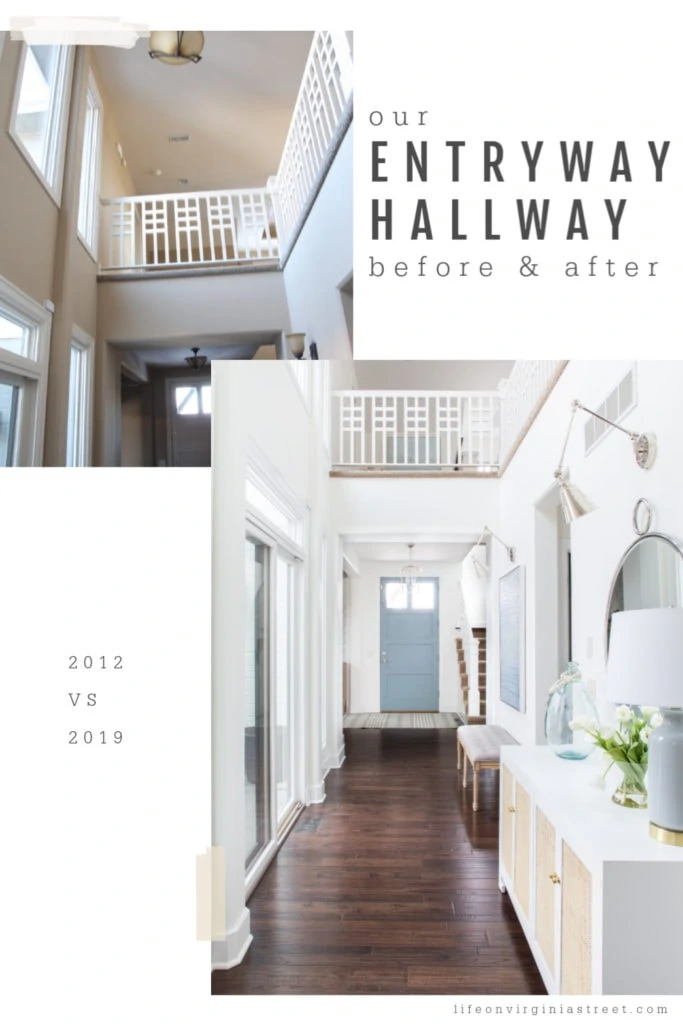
[508,806,516,813]
[549,872,561,884]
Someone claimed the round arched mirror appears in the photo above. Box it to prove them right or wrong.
[606,532,683,655]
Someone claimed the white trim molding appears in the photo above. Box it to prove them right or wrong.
[211,907,253,970]
[0,274,53,466]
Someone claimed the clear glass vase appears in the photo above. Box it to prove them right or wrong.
[544,661,598,760]
[611,761,648,808]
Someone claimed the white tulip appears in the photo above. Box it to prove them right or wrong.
[616,705,633,723]
[641,726,652,743]
[650,713,664,729]
[641,706,659,718]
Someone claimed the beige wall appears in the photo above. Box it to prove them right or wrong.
[0,39,59,305]
[0,41,138,465]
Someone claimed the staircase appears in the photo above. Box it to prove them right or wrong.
[456,628,487,724]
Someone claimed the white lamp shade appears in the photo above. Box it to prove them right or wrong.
[606,608,683,707]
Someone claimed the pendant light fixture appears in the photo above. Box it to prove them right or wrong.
[149,31,205,65]
[185,347,207,370]
[401,543,423,590]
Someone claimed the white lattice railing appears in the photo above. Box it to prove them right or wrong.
[270,30,353,253]
[101,188,278,270]
[499,361,567,466]
[333,391,500,470]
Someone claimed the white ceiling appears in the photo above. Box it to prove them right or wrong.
[112,330,278,367]
[94,31,314,194]
[349,541,474,564]
[353,361,515,391]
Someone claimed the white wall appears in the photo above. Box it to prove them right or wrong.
[332,476,500,537]
[282,124,353,361]
[461,545,488,627]
[211,360,343,966]
[489,361,683,746]
[348,559,464,715]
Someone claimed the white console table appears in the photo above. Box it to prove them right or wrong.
[499,746,683,995]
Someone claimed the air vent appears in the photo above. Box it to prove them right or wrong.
[178,178,189,185]
[584,366,637,455]
[168,134,190,143]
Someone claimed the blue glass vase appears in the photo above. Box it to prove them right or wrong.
[544,662,598,760]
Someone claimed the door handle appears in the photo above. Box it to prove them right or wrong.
[381,650,388,663]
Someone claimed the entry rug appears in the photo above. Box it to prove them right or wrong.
[343,712,464,730]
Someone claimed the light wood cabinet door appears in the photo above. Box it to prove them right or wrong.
[513,781,531,920]
[535,807,557,979]
[501,765,515,878]
[560,841,593,994]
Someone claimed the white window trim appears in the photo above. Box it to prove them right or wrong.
[246,441,306,554]
[67,326,95,467]
[0,275,52,466]
[8,43,75,206]
[77,71,103,260]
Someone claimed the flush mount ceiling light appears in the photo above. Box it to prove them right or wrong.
[471,527,516,578]
[149,31,205,65]
[185,347,207,370]
[401,544,423,589]
[555,399,657,524]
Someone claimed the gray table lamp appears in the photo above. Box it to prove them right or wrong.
[606,608,683,845]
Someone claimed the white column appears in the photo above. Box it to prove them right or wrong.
[211,364,252,968]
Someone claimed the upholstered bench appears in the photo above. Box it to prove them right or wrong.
[457,724,519,811]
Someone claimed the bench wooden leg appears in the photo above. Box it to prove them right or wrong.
[457,736,462,771]
[473,766,480,811]
[462,755,468,788]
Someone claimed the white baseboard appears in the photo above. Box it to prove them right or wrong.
[322,739,346,775]
[211,907,252,969]
[306,780,326,804]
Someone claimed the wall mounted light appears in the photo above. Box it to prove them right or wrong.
[286,333,320,360]
[555,400,657,524]
[149,31,205,65]
[471,527,516,578]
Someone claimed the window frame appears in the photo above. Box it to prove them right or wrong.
[0,275,52,466]
[77,70,103,258]
[9,42,74,205]
[66,326,95,467]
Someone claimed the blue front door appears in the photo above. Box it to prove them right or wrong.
[380,577,439,711]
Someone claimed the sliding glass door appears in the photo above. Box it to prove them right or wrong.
[245,536,270,870]
[244,523,303,891]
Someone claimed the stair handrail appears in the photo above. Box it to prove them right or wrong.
[456,581,481,719]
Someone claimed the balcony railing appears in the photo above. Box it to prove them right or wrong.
[99,31,353,274]
[333,391,500,471]
[270,30,353,255]
[101,188,278,271]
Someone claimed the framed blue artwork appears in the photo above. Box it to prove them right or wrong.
[499,565,525,712]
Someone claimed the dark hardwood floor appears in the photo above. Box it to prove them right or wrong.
[212,728,545,996]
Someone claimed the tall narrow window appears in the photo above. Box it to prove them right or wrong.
[275,555,296,825]
[66,330,94,467]
[77,73,102,253]
[11,44,72,197]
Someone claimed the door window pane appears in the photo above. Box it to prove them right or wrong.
[245,537,270,869]
[175,386,199,415]
[275,556,293,822]
[201,385,211,414]
[0,313,29,358]
[0,381,20,466]
[412,580,436,610]
[385,581,408,609]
